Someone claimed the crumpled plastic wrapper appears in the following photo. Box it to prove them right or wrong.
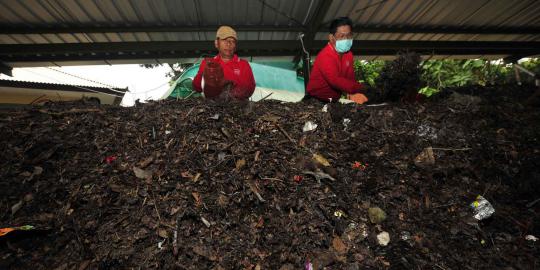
[303,121,318,132]
[343,118,351,129]
[471,195,495,220]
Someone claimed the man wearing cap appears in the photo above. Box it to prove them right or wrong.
[192,26,256,100]
[306,17,368,104]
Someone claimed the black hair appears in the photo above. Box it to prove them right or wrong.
[329,17,353,34]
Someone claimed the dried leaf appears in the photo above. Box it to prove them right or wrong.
[332,236,348,254]
[217,194,229,207]
[248,182,265,202]
[260,114,281,123]
[133,166,152,180]
[20,171,32,177]
[312,153,331,167]
[33,166,43,175]
[138,156,154,168]
[193,245,217,260]
[193,173,201,182]
[192,192,202,207]
[11,200,23,215]
[255,216,264,228]
[181,171,193,178]
[414,147,435,167]
[235,159,246,171]
[109,184,123,193]
[302,170,336,182]
[158,228,168,238]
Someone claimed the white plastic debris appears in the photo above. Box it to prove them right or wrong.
[470,195,495,220]
[377,231,391,246]
[210,114,220,120]
[525,235,538,242]
[343,118,351,129]
[303,121,318,132]
[165,130,172,135]
[322,104,328,112]
[157,239,165,250]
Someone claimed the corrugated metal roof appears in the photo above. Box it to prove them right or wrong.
[319,0,540,42]
[0,0,315,44]
[0,0,539,66]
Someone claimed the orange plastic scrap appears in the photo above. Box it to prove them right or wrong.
[0,225,34,237]
[352,161,368,171]
[0,227,15,237]
[348,93,368,104]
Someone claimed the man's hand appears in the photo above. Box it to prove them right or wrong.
[203,59,225,86]
[217,81,235,101]
[203,59,226,98]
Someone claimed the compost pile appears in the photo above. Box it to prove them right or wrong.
[1,86,539,270]
[372,52,422,103]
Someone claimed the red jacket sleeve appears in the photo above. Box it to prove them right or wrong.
[192,59,207,92]
[230,61,256,100]
[318,54,363,94]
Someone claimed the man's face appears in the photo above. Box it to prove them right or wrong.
[329,25,353,46]
[215,37,237,59]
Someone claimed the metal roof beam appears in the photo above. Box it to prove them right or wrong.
[3,24,539,35]
[0,25,305,34]
[2,40,539,55]
[346,25,540,35]
[504,55,524,64]
[0,61,13,76]
[303,0,335,47]
[1,41,539,62]
[293,0,335,65]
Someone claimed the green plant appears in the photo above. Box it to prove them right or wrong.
[354,60,385,87]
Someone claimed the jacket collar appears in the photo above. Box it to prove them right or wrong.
[214,54,239,63]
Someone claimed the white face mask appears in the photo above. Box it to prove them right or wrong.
[335,39,353,53]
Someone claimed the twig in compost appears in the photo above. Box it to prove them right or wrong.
[152,192,162,222]
[258,92,273,102]
[526,198,540,208]
[38,108,102,115]
[431,147,472,151]
[276,124,296,143]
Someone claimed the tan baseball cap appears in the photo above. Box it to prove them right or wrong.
[216,26,237,40]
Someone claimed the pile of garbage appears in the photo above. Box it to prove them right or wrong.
[1,85,539,269]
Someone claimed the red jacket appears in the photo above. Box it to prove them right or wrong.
[307,43,364,102]
[192,54,256,100]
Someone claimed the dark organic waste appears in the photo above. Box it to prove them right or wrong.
[1,85,539,269]
[370,52,422,103]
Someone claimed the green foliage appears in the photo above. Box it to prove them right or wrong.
[421,59,516,92]
[353,58,539,98]
[354,60,385,87]
[418,86,439,97]
[520,58,540,74]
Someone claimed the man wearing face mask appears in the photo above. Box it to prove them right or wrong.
[192,26,256,101]
[306,17,367,103]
